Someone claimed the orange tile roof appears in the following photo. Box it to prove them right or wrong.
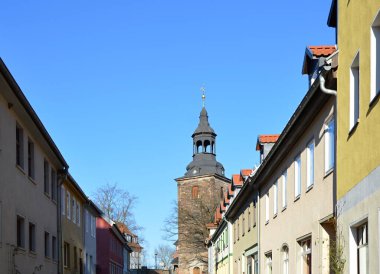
[227,184,234,197]
[232,174,243,186]
[115,222,136,237]
[224,192,230,205]
[240,169,253,177]
[220,201,226,211]
[308,45,336,57]
[256,134,280,150]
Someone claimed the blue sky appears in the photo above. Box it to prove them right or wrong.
[1,0,335,266]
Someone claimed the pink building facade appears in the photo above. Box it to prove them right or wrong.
[96,216,125,274]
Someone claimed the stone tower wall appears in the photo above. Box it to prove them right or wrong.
[176,175,230,274]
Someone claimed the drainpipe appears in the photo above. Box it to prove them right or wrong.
[57,167,68,274]
[319,54,338,96]
[319,73,337,96]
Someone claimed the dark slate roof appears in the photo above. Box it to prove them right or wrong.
[192,107,215,136]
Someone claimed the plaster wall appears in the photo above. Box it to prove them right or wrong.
[337,165,380,274]
[259,97,335,274]
[0,76,62,274]
[337,0,380,198]
[62,180,85,274]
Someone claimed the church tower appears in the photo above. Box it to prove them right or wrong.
[175,98,230,274]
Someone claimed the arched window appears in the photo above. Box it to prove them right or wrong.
[193,267,200,274]
[196,141,202,154]
[282,245,289,274]
[204,140,211,153]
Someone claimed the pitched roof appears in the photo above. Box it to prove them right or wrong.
[240,169,253,177]
[115,222,136,237]
[302,45,337,75]
[308,45,337,57]
[232,174,243,187]
[256,135,280,150]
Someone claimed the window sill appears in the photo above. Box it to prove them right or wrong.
[44,192,51,199]
[369,91,380,108]
[28,176,37,185]
[16,164,25,175]
[324,168,334,179]
[273,213,277,219]
[348,120,359,137]
[28,251,37,258]
[17,247,26,254]
[306,184,314,193]
[282,206,287,212]
[294,195,301,202]
[265,220,269,225]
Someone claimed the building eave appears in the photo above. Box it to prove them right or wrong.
[0,58,68,169]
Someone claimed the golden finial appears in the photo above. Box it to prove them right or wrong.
[201,86,206,107]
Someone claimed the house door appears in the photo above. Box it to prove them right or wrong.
[193,267,200,274]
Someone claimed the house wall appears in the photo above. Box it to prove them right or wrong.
[337,2,380,273]
[96,217,124,274]
[231,195,258,274]
[0,69,64,274]
[62,179,85,274]
[84,206,97,274]
[259,97,335,274]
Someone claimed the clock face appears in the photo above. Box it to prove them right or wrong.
[193,169,197,174]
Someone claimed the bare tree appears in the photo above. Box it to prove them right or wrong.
[93,182,142,234]
[162,198,218,265]
[154,244,175,270]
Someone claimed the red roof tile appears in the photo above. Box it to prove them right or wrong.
[240,169,253,177]
[256,134,280,151]
[232,174,243,186]
[224,192,230,205]
[220,201,226,211]
[227,184,234,197]
[308,45,336,57]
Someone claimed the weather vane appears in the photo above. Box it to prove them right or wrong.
[201,85,206,107]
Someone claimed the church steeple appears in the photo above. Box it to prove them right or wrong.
[185,106,225,177]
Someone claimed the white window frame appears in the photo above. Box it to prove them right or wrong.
[350,52,360,130]
[61,186,66,215]
[371,10,380,102]
[77,201,81,227]
[294,155,301,199]
[273,181,278,216]
[265,192,269,223]
[67,192,71,220]
[72,197,76,223]
[306,140,315,189]
[266,253,272,274]
[282,246,289,274]
[282,171,287,209]
[349,220,368,274]
[325,117,335,173]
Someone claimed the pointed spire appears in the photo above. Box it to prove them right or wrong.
[193,107,215,136]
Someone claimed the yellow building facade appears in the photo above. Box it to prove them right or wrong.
[335,0,380,273]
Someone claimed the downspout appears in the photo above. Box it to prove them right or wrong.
[319,73,337,96]
[57,167,68,274]
[319,53,338,96]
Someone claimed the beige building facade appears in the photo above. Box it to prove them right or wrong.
[256,63,337,274]
[0,59,68,274]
